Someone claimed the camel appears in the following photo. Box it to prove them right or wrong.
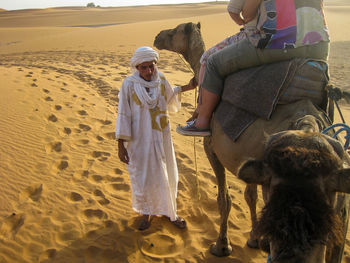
[238,129,350,263]
[154,22,350,262]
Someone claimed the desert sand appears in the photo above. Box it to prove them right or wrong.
[0,1,350,262]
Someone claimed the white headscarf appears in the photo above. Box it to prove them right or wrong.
[129,46,161,109]
[130,46,159,71]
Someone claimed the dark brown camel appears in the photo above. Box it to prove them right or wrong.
[154,22,350,262]
[238,130,350,263]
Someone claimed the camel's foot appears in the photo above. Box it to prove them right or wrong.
[259,237,270,253]
[210,242,232,257]
[246,238,259,249]
[246,237,270,252]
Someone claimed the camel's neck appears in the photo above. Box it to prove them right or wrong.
[182,38,205,82]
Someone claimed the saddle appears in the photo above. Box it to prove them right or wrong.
[214,58,329,141]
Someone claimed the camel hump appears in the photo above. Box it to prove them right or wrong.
[216,58,329,141]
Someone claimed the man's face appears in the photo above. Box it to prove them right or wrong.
[136,61,156,81]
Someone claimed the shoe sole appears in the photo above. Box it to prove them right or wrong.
[176,126,211,137]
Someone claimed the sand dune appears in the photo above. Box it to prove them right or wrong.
[0,2,350,263]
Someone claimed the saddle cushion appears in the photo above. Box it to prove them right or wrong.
[214,58,328,141]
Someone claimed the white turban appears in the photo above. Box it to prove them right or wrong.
[130,46,159,70]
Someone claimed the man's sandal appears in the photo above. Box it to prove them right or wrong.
[138,215,153,231]
[170,217,187,229]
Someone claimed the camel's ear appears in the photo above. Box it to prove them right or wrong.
[196,22,201,30]
[343,90,350,104]
[238,160,269,185]
[323,134,345,159]
[334,168,350,193]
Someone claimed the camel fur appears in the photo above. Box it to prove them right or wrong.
[238,130,350,263]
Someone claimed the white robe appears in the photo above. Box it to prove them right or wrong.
[115,72,181,221]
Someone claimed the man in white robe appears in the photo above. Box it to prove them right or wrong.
[116,46,196,230]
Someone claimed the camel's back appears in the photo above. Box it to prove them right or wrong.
[211,99,329,175]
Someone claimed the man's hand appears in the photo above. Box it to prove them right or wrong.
[181,77,198,92]
[189,76,198,90]
[118,139,129,164]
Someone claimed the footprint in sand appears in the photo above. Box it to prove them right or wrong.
[108,183,130,192]
[45,141,62,153]
[91,151,111,162]
[79,124,91,131]
[77,139,89,145]
[231,202,243,213]
[181,102,193,108]
[105,175,124,183]
[64,102,73,109]
[68,192,83,202]
[139,233,184,258]
[98,119,112,125]
[63,127,72,135]
[83,209,108,220]
[54,105,62,110]
[89,174,103,183]
[57,160,69,171]
[177,152,188,159]
[78,110,88,116]
[104,132,116,140]
[42,89,50,94]
[113,168,123,175]
[48,114,58,122]
[45,96,53,102]
[177,152,194,164]
[19,183,43,202]
[96,135,104,141]
[0,213,25,238]
[93,189,110,205]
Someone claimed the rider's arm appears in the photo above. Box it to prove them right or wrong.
[242,0,261,23]
[229,11,245,26]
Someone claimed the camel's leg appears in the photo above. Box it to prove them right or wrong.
[204,137,232,257]
[244,184,259,248]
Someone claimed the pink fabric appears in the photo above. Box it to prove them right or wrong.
[276,0,296,30]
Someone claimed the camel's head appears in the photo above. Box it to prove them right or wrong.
[153,22,203,55]
[238,130,350,261]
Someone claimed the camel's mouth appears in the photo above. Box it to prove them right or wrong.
[153,31,169,50]
[153,38,164,50]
